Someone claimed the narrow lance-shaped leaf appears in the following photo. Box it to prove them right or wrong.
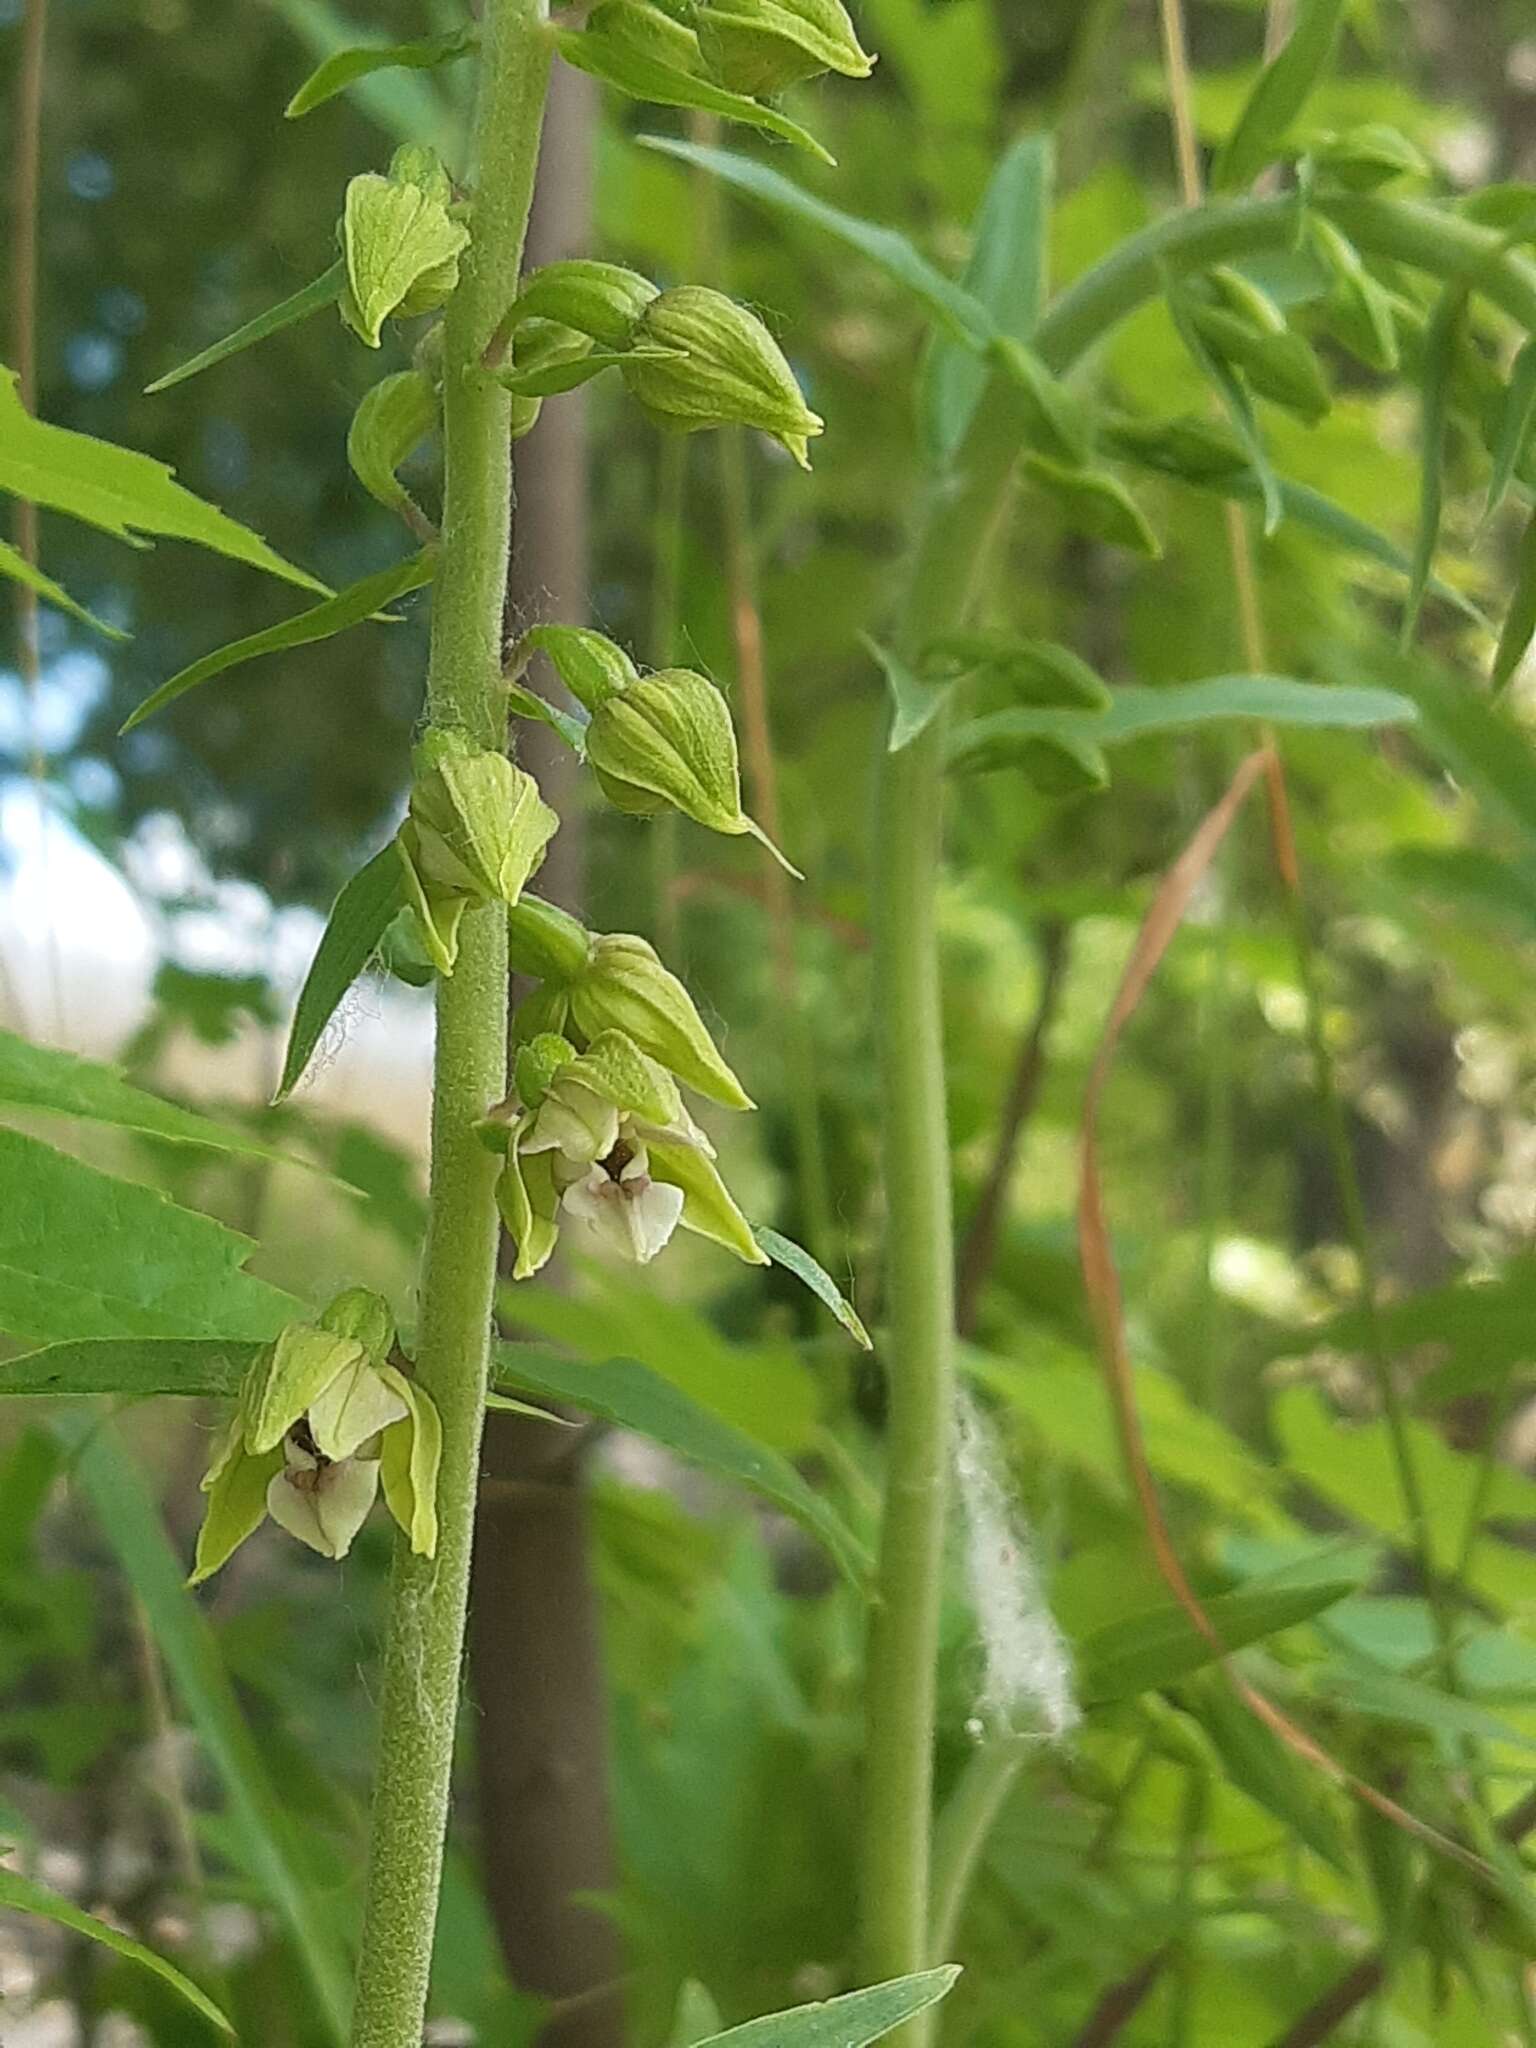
[754,1224,872,1347]
[277,843,408,1101]
[0,537,125,638]
[1211,0,1350,193]
[640,135,990,343]
[0,1867,234,2035]
[122,550,435,732]
[286,26,477,118]
[144,261,346,395]
[556,28,832,165]
[495,1342,871,1589]
[689,1972,961,2048]
[1487,334,1536,518]
[920,134,1052,464]
[1402,281,1465,648]
[1493,504,1536,691]
[0,367,326,595]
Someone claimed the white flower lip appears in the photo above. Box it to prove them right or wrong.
[266,1444,381,1560]
[560,1139,685,1264]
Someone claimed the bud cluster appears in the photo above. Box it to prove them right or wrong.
[191,1289,441,1581]
[480,899,765,1274]
[487,260,823,467]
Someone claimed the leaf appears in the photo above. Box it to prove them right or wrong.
[1310,1660,1536,1754]
[1022,454,1160,556]
[557,31,831,166]
[1493,504,1536,691]
[143,261,346,395]
[1487,335,1536,517]
[1267,480,1486,625]
[920,134,1052,464]
[495,1342,871,1589]
[1075,1572,1363,1706]
[948,676,1416,775]
[753,1224,872,1348]
[1211,0,1350,192]
[0,1865,233,2034]
[639,136,990,344]
[0,1025,313,1170]
[286,26,477,118]
[865,634,950,752]
[121,551,434,732]
[0,1128,298,1345]
[0,367,325,595]
[0,1335,257,1399]
[0,537,126,638]
[691,1971,961,2048]
[276,843,407,1101]
[64,1421,353,2042]
[1397,656,1536,848]
[1166,282,1283,534]
[1180,1671,1350,1870]
[1402,282,1464,647]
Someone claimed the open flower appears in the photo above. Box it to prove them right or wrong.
[191,1289,440,1582]
[490,1027,765,1276]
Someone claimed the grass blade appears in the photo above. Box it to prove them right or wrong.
[1493,502,1536,690]
[1402,282,1465,647]
[1485,334,1536,518]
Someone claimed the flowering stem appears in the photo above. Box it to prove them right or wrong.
[347,8,551,2044]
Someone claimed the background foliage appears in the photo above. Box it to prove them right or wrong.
[3,0,1536,2044]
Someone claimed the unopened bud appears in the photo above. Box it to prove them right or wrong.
[318,1286,396,1365]
[1186,268,1330,423]
[406,729,558,910]
[514,1032,577,1111]
[569,932,754,1108]
[622,287,823,469]
[513,624,638,712]
[695,0,874,94]
[506,894,594,982]
[505,260,659,348]
[1311,124,1428,191]
[586,669,738,826]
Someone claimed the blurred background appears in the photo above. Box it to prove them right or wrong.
[4,1,1536,2043]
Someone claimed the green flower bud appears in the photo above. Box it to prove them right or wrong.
[317,1286,397,1365]
[408,729,559,910]
[497,1139,563,1280]
[1310,124,1428,192]
[622,286,823,469]
[505,260,660,349]
[378,904,438,987]
[925,633,1112,712]
[514,1031,578,1111]
[388,144,455,210]
[1309,217,1398,374]
[507,894,595,982]
[1023,455,1161,558]
[1099,412,1250,484]
[339,171,470,348]
[348,370,437,527]
[567,932,753,1109]
[695,0,874,94]
[585,669,796,872]
[590,0,707,74]
[511,979,573,1046]
[512,624,639,713]
[1186,268,1330,424]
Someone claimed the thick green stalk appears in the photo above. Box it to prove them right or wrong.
[348,10,551,2045]
[858,445,1014,2022]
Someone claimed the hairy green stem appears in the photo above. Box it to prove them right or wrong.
[348,10,551,2044]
